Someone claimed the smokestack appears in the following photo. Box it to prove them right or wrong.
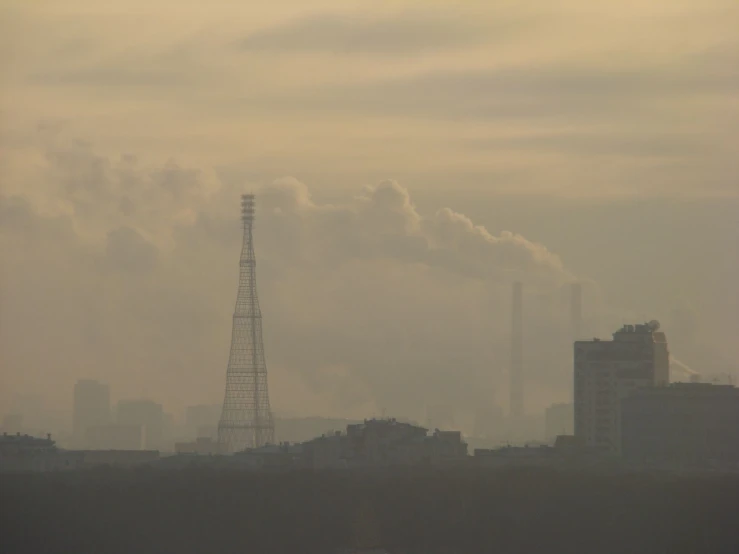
[510,281,523,419]
[570,283,583,341]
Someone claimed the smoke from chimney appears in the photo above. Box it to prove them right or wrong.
[510,281,523,419]
[570,282,583,341]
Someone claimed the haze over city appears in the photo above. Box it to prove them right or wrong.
[3,2,739,553]
[2,0,737,429]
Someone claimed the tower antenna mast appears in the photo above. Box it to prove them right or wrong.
[217,194,275,452]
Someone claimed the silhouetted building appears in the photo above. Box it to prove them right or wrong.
[274,417,359,444]
[0,431,159,472]
[73,380,110,448]
[701,372,735,386]
[570,283,583,341]
[474,444,560,468]
[117,400,163,450]
[85,423,142,450]
[0,433,83,471]
[235,443,304,469]
[0,432,56,471]
[510,281,524,419]
[75,449,159,468]
[303,418,467,469]
[574,322,669,455]
[175,437,218,455]
[544,403,573,441]
[622,382,739,469]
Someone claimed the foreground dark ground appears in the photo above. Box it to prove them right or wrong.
[2,467,739,554]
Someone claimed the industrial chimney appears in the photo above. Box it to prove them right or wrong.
[510,281,523,419]
[570,282,583,341]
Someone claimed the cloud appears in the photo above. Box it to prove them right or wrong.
[105,226,159,273]
[260,60,738,122]
[1,138,583,423]
[257,177,569,286]
[241,11,490,55]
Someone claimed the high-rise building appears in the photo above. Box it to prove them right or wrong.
[116,400,163,451]
[569,283,583,341]
[574,321,669,455]
[510,281,524,419]
[73,380,111,448]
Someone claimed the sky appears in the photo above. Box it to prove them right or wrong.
[1,0,737,428]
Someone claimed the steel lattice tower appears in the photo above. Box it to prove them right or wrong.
[217,194,274,453]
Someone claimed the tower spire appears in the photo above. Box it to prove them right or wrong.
[217,194,275,452]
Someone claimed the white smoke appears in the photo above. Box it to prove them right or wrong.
[257,177,571,288]
[1,138,585,422]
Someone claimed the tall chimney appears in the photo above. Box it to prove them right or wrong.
[570,282,583,341]
[510,281,523,419]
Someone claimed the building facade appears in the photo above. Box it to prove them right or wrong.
[574,322,669,455]
[73,380,111,448]
[621,383,739,469]
[117,400,164,450]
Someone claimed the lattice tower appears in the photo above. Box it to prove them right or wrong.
[217,194,275,452]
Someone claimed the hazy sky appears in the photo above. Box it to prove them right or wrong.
[1,0,737,425]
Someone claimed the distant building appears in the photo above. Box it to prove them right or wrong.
[303,418,468,469]
[77,449,159,468]
[73,380,111,448]
[117,400,163,450]
[621,382,739,469]
[175,437,218,455]
[544,403,573,441]
[0,431,159,472]
[0,432,57,471]
[574,322,669,455]
[303,431,351,470]
[185,404,221,438]
[474,445,559,468]
[274,417,360,444]
[701,372,735,386]
[235,443,304,469]
[85,424,142,450]
[195,424,218,440]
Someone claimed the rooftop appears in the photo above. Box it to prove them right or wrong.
[0,432,56,448]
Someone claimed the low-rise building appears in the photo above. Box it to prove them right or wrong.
[235,443,304,469]
[0,431,159,472]
[0,432,58,472]
[621,382,739,470]
[76,449,159,468]
[175,437,218,455]
[473,445,560,468]
[303,419,468,469]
